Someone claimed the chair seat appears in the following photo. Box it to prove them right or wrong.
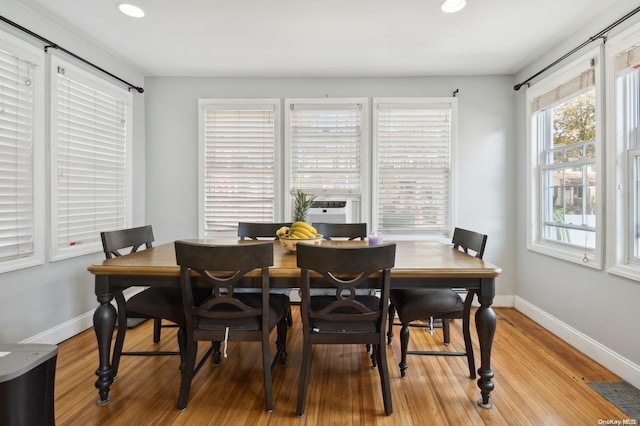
[196,293,290,331]
[390,289,463,323]
[309,295,380,333]
[128,287,211,326]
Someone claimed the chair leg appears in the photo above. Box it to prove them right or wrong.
[276,317,288,365]
[376,341,393,415]
[399,325,409,378]
[370,345,378,368]
[153,318,162,343]
[177,338,198,410]
[462,308,476,379]
[262,332,274,412]
[213,341,221,364]
[296,336,313,417]
[386,303,395,344]
[443,319,451,345]
[177,327,186,371]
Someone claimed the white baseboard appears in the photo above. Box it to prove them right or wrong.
[20,287,147,345]
[470,293,514,308]
[514,296,640,390]
[20,311,94,345]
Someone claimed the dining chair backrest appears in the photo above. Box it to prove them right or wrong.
[297,243,396,326]
[452,227,487,259]
[237,222,292,240]
[175,241,274,326]
[101,225,154,258]
[312,223,367,241]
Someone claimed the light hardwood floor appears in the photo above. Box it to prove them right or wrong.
[54,307,628,425]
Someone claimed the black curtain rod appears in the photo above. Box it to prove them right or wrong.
[0,15,144,93]
[514,5,640,91]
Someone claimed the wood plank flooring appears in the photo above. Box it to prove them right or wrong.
[53,307,629,425]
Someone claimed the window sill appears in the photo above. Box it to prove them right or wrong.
[0,255,44,274]
[528,241,602,270]
[607,263,640,283]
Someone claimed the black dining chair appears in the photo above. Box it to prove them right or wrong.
[238,221,292,240]
[237,221,294,327]
[387,227,487,379]
[101,225,186,374]
[312,222,374,357]
[311,222,367,240]
[296,242,396,416]
[174,240,289,411]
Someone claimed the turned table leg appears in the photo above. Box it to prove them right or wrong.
[475,277,496,408]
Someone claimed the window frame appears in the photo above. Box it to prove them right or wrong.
[526,47,603,269]
[0,30,45,273]
[198,98,281,238]
[372,97,456,239]
[606,21,640,281]
[49,55,133,261]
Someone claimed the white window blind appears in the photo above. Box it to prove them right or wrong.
[374,100,453,234]
[531,69,595,112]
[200,101,277,236]
[0,48,35,263]
[614,43,640,76]
[287,101,363,195]
[51,58,131,260]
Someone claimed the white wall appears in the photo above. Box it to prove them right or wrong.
[513,0,640,384]
[144,75,517,304]
[0,2,146,343]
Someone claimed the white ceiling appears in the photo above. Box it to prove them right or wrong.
[15,0,623,77]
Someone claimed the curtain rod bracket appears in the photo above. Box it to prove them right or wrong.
[452,89,459,97]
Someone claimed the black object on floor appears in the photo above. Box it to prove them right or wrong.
[588,381,640,421]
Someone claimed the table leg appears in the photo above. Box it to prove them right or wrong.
[93,280,116,405]
[475,278,496,408]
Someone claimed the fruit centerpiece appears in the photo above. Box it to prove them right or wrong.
[277,190,323,252]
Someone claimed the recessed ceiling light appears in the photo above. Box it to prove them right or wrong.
[118,3,145,18]
[441,0,466,13]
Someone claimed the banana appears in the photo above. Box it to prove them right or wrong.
[292,227,314,238]
[292,230,315,239]
[291,221,317,236]
[276,226,290,237]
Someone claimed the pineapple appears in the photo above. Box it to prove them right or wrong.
[278,190,320,245]
[291,189,316,223]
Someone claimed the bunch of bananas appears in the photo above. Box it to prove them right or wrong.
[276,221,319,239]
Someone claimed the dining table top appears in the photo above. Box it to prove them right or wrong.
[87,239,502,280]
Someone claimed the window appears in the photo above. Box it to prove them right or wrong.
[0,32,44,272]
[199,99,280,237]
[50,56,132,260]
[284,98,367,219]
[372,98,455,237]
[527,48,602,268]
[607,23,640,280]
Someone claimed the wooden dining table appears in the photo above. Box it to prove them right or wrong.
[88,239,501,409]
